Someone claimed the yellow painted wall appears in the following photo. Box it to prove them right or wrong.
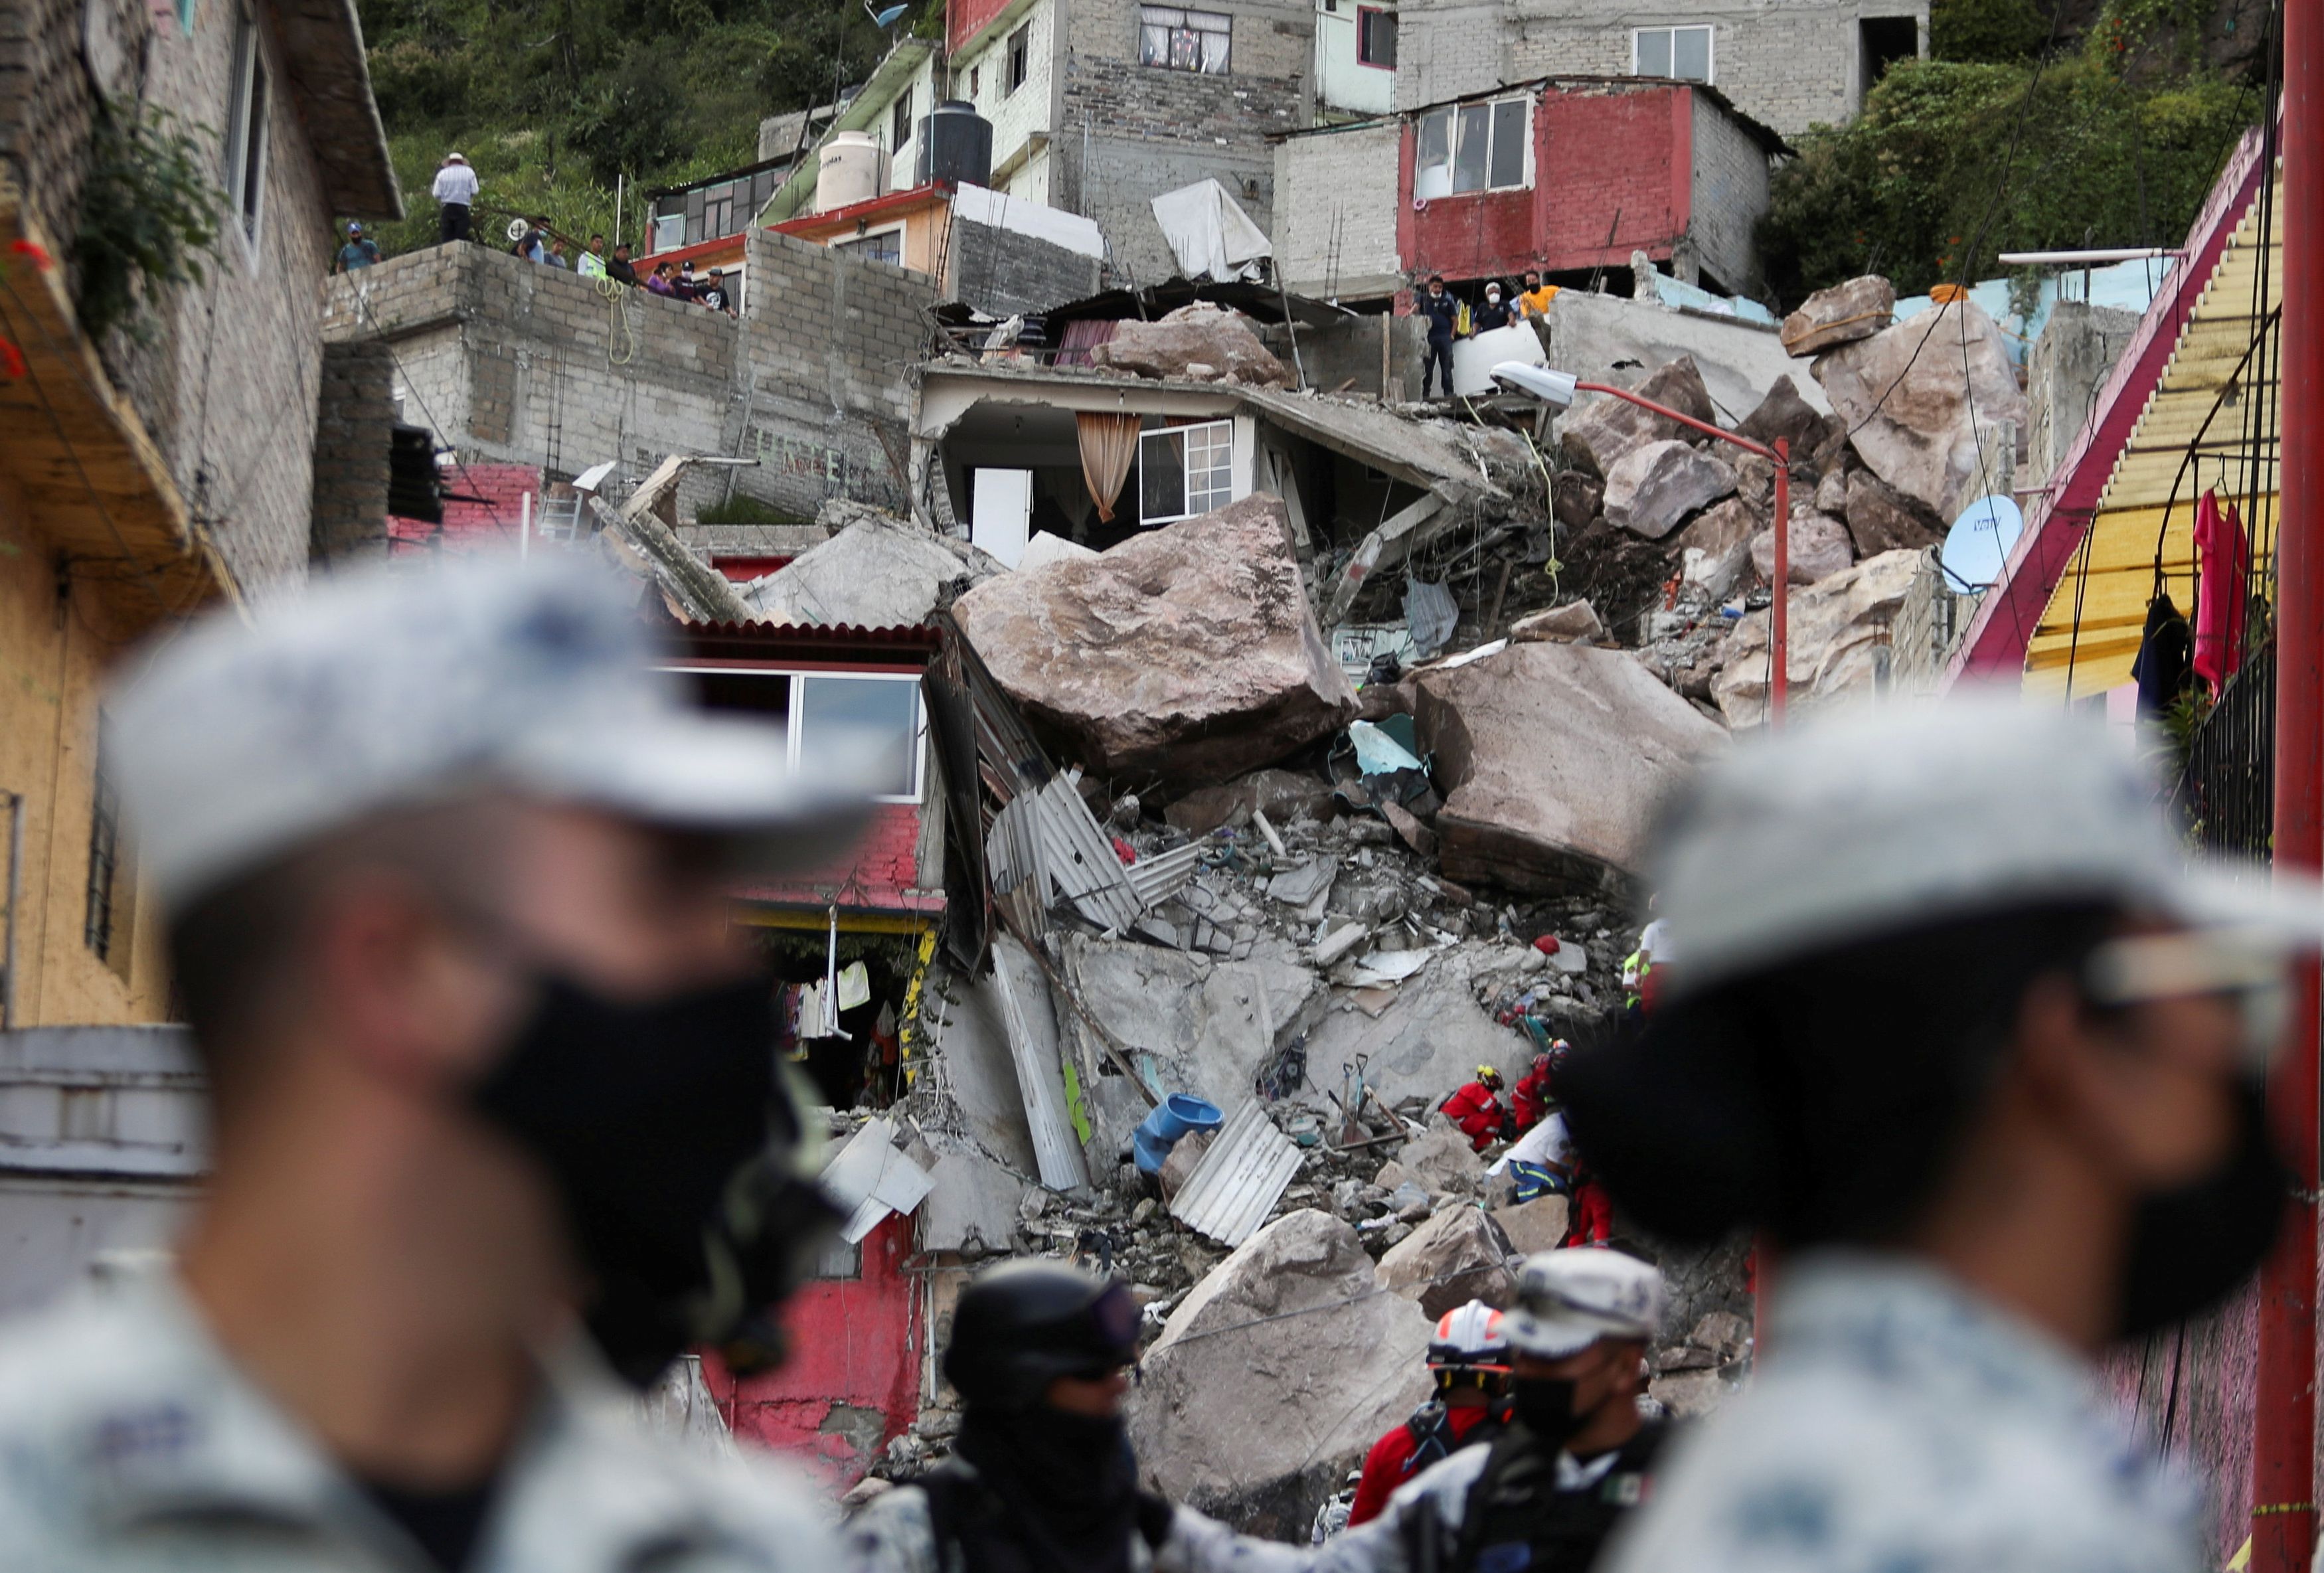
[0,467,173,1028]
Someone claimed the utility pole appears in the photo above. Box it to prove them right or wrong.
[2256,0,2320,1562]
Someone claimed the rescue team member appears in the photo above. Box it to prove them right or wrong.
[1441,1065,1509,1151]
[1510,1046,1565,1134]
[0,557,862,1570]
[1418,274,1459,400]
[1347,1301,1512,1527]
[1560,699,2313,1573]
[846,1261,1212,1573]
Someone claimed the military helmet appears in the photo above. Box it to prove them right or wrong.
[943,1260,1141,1410]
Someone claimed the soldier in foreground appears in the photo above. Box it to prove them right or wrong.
[0,558,857,1571]
[1562,699,2315,1573]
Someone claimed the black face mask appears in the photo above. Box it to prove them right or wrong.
[471,971,841,1387]
[2116,1074,2291,1339]
[1508,1374,1585,1448]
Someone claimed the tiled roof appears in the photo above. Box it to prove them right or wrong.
[734,801,942,916]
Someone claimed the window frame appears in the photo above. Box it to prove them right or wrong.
[892,88,915,154]
[1413,96,1531,197]
[657,667,927,803]
[1007,23,1031,94]
[1357,6,1396,68]
[221,1,270,254]
[1138,419,1236,526]
[1631,24,1714,83]
[833,223,906,267]
[1138,6,1232,74]
[82,730,131,976]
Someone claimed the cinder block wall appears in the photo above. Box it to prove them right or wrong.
[946,218,1101,316]
[309,340,396,564]
[1687,92,1771,296]
[1274,124,1405,299]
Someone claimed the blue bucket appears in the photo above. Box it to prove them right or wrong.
[1132,1094,1225,1173]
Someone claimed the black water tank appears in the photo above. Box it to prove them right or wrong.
[918,100,993,187]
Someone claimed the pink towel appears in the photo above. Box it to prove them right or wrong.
[2191,488,2249,689]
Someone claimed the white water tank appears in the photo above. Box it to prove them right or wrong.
[815,131,882,213]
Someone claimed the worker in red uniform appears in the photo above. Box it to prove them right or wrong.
[1347,1301,1511,1526]
[1441,1066,1509,1151]
[1510,1044,1569,1134]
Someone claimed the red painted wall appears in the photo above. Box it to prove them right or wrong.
[1396,84,1694,283]
[733,801,942,917]
[702,1210,922,1489]
[948,0,1015,55]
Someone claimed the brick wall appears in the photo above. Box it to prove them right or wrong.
[1,0,347,604]
[1274,122,1404,298]
[1687,88,1770,294]
[309,340,395,563]
[325,234,940,524]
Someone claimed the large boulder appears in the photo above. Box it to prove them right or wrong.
[739,514,995,626]
[1712,548,1924,726]
[1378,1117,1491,1196]
[1556,357,1717,479]
[1812,299,2030,523]
[1602,440,1736,540]
[1129,1209,1436,1537]
[1376,1205,1517,1317]
[1414,641,1728,890]
[1735,374,1835,457]
[1844,469,1946,557]
[1511,600,1604,644]
[1090,302,1288,387]
[1303,952,1529,1113]
[1164,767,1336,835]
[952,495,1357,785]
[1750,507,1855,586]
[1780,276,1896,358]
[1491,1195,1572,1255]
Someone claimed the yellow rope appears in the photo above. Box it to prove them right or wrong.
[594,274,637,367]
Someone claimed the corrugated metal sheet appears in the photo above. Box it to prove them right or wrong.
[1169,1100,1301,1248]
[985,778,1156,934]
[1125,839,1206,908]
[990,935,1092,1191]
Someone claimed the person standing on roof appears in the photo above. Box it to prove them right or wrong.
[432,151,477,244]
[1560,699,2311,1573]
[1347,1301,1512,1527]
[1417,274,1459,400]
[578,234,610,280]
[0,556,867,1570]
[334,220,380,274]
[1442,1065,1509,1151]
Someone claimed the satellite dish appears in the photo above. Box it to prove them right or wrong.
[1939,494,2025,592]
[505,216,532,242]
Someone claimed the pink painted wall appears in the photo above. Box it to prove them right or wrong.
[702,1209,922,1489]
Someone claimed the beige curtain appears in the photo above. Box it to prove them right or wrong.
[1076,412,1141,523]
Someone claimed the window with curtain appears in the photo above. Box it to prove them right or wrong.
[1139,7,1230,73]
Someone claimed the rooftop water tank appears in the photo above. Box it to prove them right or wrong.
[815,130,882,213]
[916,100,993,189]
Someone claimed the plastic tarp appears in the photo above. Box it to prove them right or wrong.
[1150,179,1274,284]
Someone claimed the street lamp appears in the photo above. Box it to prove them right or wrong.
[1492,363,1793,722]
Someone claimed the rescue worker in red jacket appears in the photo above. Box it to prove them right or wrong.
[1510,1044,1570,1135]
[1442,1066,1509,1152]
[1347,1301,1512,1526]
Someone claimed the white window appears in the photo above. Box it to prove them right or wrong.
[660,668,926,802]
[1139,420,1234,525]
[1414,97,1528,198]
[1139,7,1230,73]
[1633,25,1713,82]
[222,3,269,246]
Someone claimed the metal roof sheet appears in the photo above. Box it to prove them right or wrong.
[1169,1100,1301,1248]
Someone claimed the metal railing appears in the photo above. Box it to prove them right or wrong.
[2173,639,2275,862]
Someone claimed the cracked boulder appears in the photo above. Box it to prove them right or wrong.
[952,495,1357,786]
[1750,507,1855,586]
[1844,469,1946,558]
[1414,641,1728,890]
[1780,275,1896,358]
[1604,440,1737,540]
[1376,1205,1517,1317]
[1127,1209,1436,1538]
[1089,302,1288,386]
[1712,548,1924,727]
[1556,357,1717,479]
[1813,298,2029,523]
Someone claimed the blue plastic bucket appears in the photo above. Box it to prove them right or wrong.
[1131,1094,1225,1173]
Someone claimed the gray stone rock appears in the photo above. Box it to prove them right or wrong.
[1750,507,1855,586]
[1165,768,1336,835]
[1414,641,1729,889]
[1303,950,1526,1112]
[1812,298,2029,523]
[1090,302,1289,387]
[1128,1209,1436,1538]
[1392,1119,1491,1195]
[1376,1205,1518,1317]
[1603,440,1737,540]
[1780,275,1896,358]
[738,514,999,627]
[1649,1369,1736,1418]
[1552,470,1605,533]
[1814,469,1849,515]
[1675,495,1761,562]
[1843,468,1946,558]
[1510,600,1604,644]
[1735,374,1835,457]
[1491,1194,1572,1255]
[1712,548,1923,727]
[1556,357,1717,479]
[952,495,1357,786]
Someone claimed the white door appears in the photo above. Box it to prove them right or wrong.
[971,468,1033,568]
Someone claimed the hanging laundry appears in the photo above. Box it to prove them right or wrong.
[2192,490,2250,689]
[796,981,837,1038]
[836,959,872,1012]
[2129,594,2194,716]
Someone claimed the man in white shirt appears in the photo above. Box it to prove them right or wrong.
[432,151,479,244]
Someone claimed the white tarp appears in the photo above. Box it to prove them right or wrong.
[954,183,1106,259]
[1150,179,1274,284]
[1452,323,1545,398]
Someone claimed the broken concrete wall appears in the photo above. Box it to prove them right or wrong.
[1273,123,1407,301]
[2025,301,2140,492]
[947,212,1104,319]
[309,339,396,563]
[1261,313,1430,401]
[1543,291,1833,430]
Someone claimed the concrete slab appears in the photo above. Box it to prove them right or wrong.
[928,971,1042,1178]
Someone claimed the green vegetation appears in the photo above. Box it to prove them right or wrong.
[73,101,224,343]
[354,0,910,258]
[1757,0,2260,307]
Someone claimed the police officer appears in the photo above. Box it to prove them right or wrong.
[1346,1301,1511,1527]
[0,556,859,1570]
[845,1261,1178,1573]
